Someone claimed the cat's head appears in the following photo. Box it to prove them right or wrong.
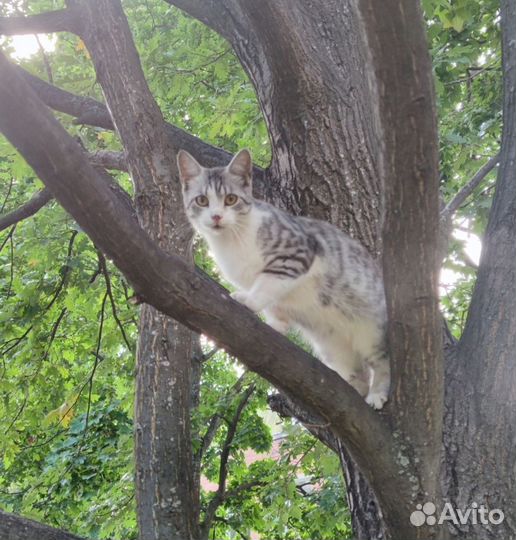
[176,149,253,236]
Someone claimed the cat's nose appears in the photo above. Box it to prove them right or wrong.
[211,214,222,224]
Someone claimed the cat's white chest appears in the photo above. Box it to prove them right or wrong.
[205,229,263,290]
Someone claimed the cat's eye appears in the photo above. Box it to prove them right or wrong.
[195,195,209,207]
[225,194,238,206]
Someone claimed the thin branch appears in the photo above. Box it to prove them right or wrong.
[45,230,77,311]
[35,33,53,84]
[0,230,75,360]
[0,225,15,253]
[202,384,256,533]
[0,188,52,232]
[222,479,265,502]
[196,372,248,462]
[42,307,67,362]
[84,292,108,434]
[89,257,103,284]
[97,250,133,352]
[38,299,109,506]
[0,323,33,357]
[0,176,14,212]
[444,64,500,86]
[212,516,249,540]
[201,346,220,363]
[440,154,500,224]
[5,229,14,298]
[165,48,232,75]
[3,387,29,435]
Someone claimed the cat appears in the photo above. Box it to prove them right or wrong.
[177,149,390,409]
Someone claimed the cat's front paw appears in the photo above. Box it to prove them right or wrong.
[365,392,388,410]
[230,290,248,305]
[267,318,290,334]
[230,290,259,312]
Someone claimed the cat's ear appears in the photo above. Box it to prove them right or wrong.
[228,149,252,186]
[177,150,202,185]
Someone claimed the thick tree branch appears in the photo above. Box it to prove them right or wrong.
[0,51,413,529]
[0,509,86,540]
[89,150,127,172]
[0,188,52,232]
[357,0,443,471]
[440,154,500,224]
[16,67,114,130]
[164,1,230,40]
[0,8,79,36]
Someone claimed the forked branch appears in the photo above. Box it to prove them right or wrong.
[440,154,500,224]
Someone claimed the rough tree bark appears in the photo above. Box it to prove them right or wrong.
[71,2,201,538]
[0,0,515,539]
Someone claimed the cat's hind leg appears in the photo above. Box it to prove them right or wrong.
[313,338,370,397]
[348,367,370,398]
[365,349,390,410]
[263,305,290,334]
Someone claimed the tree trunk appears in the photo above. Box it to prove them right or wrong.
[135,310,200,540]
[74,2,202,538]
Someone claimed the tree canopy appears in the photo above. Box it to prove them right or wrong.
[0,0,509,539]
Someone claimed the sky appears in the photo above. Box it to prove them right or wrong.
[9,33,55,59]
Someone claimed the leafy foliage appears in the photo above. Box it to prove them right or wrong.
[423,0,502,336]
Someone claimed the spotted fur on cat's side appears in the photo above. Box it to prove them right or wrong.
[177,149,390,409]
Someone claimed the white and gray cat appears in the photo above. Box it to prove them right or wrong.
[177,149,390,409]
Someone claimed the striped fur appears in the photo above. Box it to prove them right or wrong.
[177,149,390,409]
